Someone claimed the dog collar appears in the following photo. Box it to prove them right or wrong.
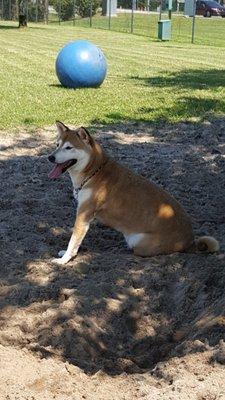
[77,160,108,192]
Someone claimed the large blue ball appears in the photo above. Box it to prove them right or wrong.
[56,40,107,89]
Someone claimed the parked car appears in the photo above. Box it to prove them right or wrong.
[196,0,225,17]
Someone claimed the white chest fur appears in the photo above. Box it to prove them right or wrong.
[124,233,145,248]
[77,188,92,208]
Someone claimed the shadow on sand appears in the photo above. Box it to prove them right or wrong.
[0,116,224,375]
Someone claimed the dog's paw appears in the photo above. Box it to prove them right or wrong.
[58,250,66,258]
[52,250,78,265]
[52,254,71,265]
[52,257,67,265]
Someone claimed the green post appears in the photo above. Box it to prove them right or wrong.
[158,20,171,40]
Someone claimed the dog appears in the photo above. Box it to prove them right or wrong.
[48,121,219,265]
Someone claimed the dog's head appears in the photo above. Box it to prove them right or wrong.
[48,121,94,179]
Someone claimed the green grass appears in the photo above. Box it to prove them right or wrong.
[0,20,225,129]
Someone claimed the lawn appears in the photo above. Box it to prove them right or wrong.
[0,20,225,129]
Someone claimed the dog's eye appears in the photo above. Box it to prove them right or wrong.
[56,143,59,147]
[65,146,73,150]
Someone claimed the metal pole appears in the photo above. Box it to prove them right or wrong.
[58,0,61,24]
[35,0,38,22]
[1,0,4,19]
[159,4,162,20]
[108,0,111,30]
[191,0,196,43]
[90,0,92,27]
[131,0,134,33]
[16,0,19,22]
[26,0,28,22]
[9,0,11,19]
[158,0,162,20]
[73,0,75,25]
[45,0,48,23]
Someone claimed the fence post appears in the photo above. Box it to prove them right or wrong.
[1,0,4,19]
[58,0,61,24]
[108,0,111,29]
[35,0,38,22]
[9,0,11,19]
[90,0,92,27]
[131,0,134,33]
[45,0,48,23]
[26,0,28,22]
[191,0,196,43]
[159,0,162,20]
[73,0,76,25]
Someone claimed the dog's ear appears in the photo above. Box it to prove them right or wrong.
[77,127,94,147]
[56,121,69,135]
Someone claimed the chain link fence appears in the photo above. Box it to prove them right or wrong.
[1,0,225,45]
[0,0,49,22]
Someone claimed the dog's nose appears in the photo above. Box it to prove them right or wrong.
[48,155,55,163]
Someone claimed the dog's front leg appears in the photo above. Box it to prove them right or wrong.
[52,211,92,265]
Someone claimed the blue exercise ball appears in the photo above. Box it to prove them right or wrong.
[56,40,107,89]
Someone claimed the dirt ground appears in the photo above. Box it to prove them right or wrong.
[0,119,225,400]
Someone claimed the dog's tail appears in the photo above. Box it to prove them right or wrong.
[195,236,220,253]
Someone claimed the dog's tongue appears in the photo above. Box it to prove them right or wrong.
[48,164,64,179]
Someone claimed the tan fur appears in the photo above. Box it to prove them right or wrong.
[49,122,219,264]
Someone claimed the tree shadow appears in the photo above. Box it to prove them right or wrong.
[130,68,225,90]
[91,99,225,128]
[0,25,19,30]
[0,118,224,375]
[139,97,225,122]
[0,24,47,30]
[126,68,225,123]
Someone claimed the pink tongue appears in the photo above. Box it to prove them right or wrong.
[48,164,64,179]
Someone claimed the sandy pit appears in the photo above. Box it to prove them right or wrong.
[0,119,225,399]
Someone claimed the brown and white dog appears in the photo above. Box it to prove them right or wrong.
[48,121,219,265]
